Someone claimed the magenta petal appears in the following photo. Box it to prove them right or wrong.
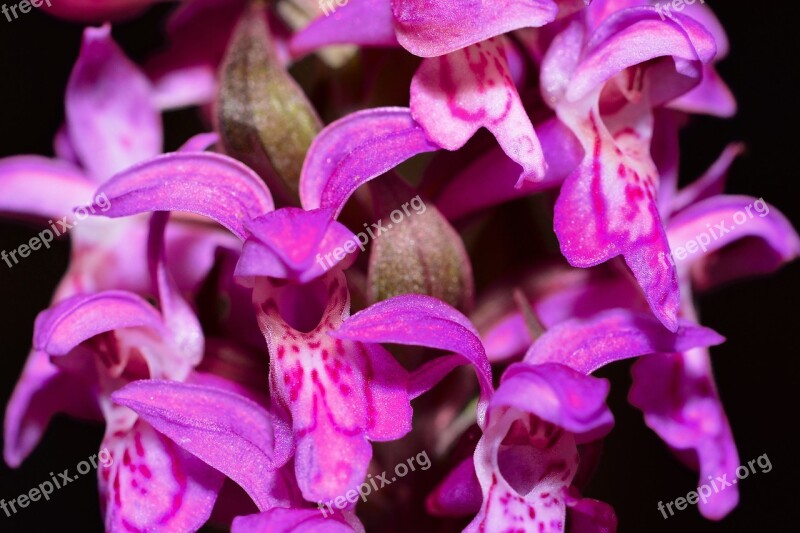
[112,380,294,511]
[426,457,482,517]
[232,508,356,533]
[428,118,580,220]
[496,363,614,443]
[630,350,740,519]
[255,273,410,502]
[668,64,736,118]
[100,417,223,532]
[236,208,357,282]
[66,25,162,182]
[392,0,558,57]
[300,107,439,214]
[178,132,219,152]
[290,0,398,57]
[94,152,274,240]
[332,294,493,423]
[411,38,546,185]
[4,349,100,467]
[148,213,205,367]
[0,156,94,220]
[666,196,800,280]
[34,291,166,357]
[523,309,725,374]
[551,109,680,331]
[564,10,716,104]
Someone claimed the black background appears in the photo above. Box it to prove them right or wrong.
[1,3,798,532]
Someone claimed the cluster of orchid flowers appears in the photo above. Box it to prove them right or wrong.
[2,0,798,531]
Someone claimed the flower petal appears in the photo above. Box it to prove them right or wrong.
[495,363,614,443]
[332,294,493,424]
[100,416,223,532]
[290,0,398,57]
[66,25,162,182]
[410,37,546,184]
[523,308,725,374]
[33,291,166,357]
[426,456,482,516]
[300,107,440,213]
[94,152,274,240]
[112,380,295,511]
[424,118,581,220]
[236,207,356,282]
[392,0,558,57]
[4,349,101,467]
[665,195,800,286]
[0,156,94,220]
[629,349,740,519]
[255,273,411,502]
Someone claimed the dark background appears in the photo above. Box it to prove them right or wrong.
[1,3,798,532]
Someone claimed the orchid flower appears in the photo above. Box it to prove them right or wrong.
[627,134,800,519]
[2,26,234,471]
[472,132,799,521]
[88,151,494,506]
[18,210,251,531]
[428,361,618,533]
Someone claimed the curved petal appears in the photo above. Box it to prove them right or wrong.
[94,152,274,240]
[411,37,546,185]
[0,156,94,220]
[392,0,558,57]
[236,208,357,282]
[4,349,101,467]
[148,213,205,367]
[66,25,162,182]
[495,363,614,443]
[100,416,224,532]
[300,107,440,214]
[629,349,740,520]
[665,196,800,284]
[668,64,736,118]
[332,294,493,425]
[290,0,398,57]
[563,10,716,103]
[178,132,219,152]
[112,380,294,511]
[34,291,166,357]
[523,308,725,374]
